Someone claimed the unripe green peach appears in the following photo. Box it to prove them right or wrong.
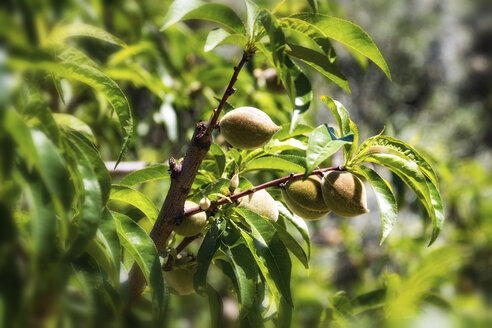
[321,171,369,217]
[164,266,196,295]
[219,107,280,150]
[238,189,279,222]
[281,176,331,220]
[174,201,208,237]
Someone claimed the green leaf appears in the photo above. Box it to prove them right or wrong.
[54,113,96,144]
[161,0,245,34]
[64,135,103,258]
[356,136,439,186]
[205,285,224,328]
[110,184,159,223]
[272,217,309,269]
[426,179,444,246]
[31,129,73,212]
[120,164,169,187]
[359,153,440,244]
[10,53,133,166]
[225,243,258,317]
[274,123,313,141]
[277,202,311,260]
[348,120,359,160]
[204,28,248,52]
[244,0,260,38]
[244,155,305,173]
[257,10,286,68]
[320,96,359,162]
[66,131,111,205]
[229,221,279,306]
[285,14,391,80]
[92,208,121,285]
[210,143,226,178]
[282,56,313,113]
[111,211,166,326]
[20,175,58,265]
[194,219,223,294]
[277,297,293,328]
[23,91,60,144]
[235,208,293,306]
[287,43,349,93]
[305,124,353,176]
[352,165,397,244]
[48,23,126,47]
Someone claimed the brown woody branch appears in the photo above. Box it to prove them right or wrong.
[128,48,255,303]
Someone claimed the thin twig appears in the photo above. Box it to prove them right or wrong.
[183,166,342,218]
[162,234,201,272]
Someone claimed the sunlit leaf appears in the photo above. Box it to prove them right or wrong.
[111,211,166,326]
[161,0,245,34]
[194,219,223,294]
[359,153,440,244]
[283,14,391,80]
[54,113,96,144]
[120,164,170,187]
[64,135,102,258]
[244,155,305,173]
[225,243,258,317]
[110,185,159,223]
[48,23,126,47]
[66,131,111,205]
[305,124,353,177]
[277,202,311,260]
[235,208,293,306]
[287,43,349,93]
[352,165,397,244]
[204,28,248,52]
[244,0,260,38]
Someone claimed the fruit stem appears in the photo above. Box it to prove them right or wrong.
[182,166,341,218]
[162,234,200,272]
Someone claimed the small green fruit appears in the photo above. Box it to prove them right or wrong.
[165,265,196,295]
[174,201,208,237]
[281,176,331,220]
[220,106,280,150]
[238,189,279,222]
[321,171,369,217]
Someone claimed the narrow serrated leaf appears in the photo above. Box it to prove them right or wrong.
[277,202,311,260]
[120,164,169,187]
[287,43,349,93]
[244,155,305,173]
[204,28,248,52]
[226,243,258,317]
[352,165,397,244]
[194,219,223,294]
[161,0,245,34]
[284,14,391,80]
[235,208,293,306]
[109,184,159,223]
[111,211,166,326]
[48,23,126,47]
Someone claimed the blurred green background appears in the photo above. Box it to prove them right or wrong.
[1,0,491,327]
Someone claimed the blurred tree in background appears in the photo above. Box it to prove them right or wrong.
[0,0,491,327]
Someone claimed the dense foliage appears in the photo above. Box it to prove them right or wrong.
[1,0,490,327]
